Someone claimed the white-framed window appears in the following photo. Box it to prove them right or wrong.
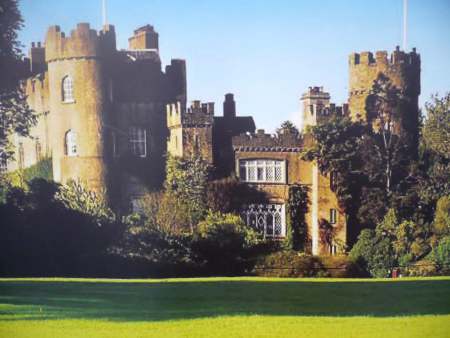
[239,159,285,183]
[62,76,74,102]
[129,126,147,157]
[65,130,77,156]
[242,204,286,238]
[330,208,337,224]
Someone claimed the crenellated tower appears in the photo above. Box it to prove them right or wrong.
[348,47,421,145]
[167,100,214,163]
[301,86,348,133]
[45,23,116,193]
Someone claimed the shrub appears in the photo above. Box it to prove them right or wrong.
[433,196,450,237]
[192,211,260,275]
[349,228,396,278]
[254,251,365,278]
[253,251,325,277]
[432,236,450,274]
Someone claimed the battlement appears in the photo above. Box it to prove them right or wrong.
[349,46,420,67]
[233,129,302,152]
[167,100,214,128]
[45,23,116,62]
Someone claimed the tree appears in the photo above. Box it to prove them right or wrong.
[365,73,410,194]
[0,0,37,162]
[164,154,210,232]
[276,120,300,137]
[433,196,450,238]
[423,93,450,160]
[56,179,115,225]
[302,116,366,210]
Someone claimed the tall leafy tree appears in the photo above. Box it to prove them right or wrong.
[423,93,450,160]
[165,154,210,232]
[0,0,37,162]
[365,73,410,194]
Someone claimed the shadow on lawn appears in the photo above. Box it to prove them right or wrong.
[0,279,449,322]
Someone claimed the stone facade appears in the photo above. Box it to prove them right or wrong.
[6,21,421,255]
[348,47,421,146]
[8,23,186,208]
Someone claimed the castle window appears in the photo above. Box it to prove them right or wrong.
[35,137,42,162]
[129,127,147,157]
[18,142,24,169]
[330,171,337,191]
[330,208,337,224]
[242,204,286,238]
[62,76,74,102]
[65,130,78,156]
[239,159,285,183]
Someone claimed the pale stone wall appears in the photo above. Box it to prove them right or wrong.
[348,48,420,123]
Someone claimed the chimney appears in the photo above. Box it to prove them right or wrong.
[223,93,236,118]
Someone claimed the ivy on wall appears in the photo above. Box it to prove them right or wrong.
[285,184,309,251]
[0,157,53,202]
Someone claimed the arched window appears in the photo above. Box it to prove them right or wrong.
[62,76,74,102]
[65,130,77,156]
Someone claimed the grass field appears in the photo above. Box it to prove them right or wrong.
[0,277,449,338]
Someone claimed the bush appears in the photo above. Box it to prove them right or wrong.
[432,236,450,274]
[349,229,396,278]
[402,259,438,277]
[253,251,365,278]
[253,251,325,277]
[192,211,260,275]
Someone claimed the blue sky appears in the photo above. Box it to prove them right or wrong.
[19,0,450,132]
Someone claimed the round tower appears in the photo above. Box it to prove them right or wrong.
[348,46,421,126]
[45,23,111,193]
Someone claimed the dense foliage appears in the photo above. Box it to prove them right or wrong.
[0,0,38,162]
[286,184,309,251]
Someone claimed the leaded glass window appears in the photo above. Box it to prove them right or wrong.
[242,204,286,238]
[239,159,285,183]
[62,76,74,102]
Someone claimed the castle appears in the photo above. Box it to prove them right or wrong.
[5,23,420,256]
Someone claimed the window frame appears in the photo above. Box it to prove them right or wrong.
[242,203,286,238]
[238,159,286,184]
[65,130,78,157]
[330,208,337,224]
[62,76,75,103]
[128,126,147,158]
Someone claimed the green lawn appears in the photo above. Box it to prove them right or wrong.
[0,277,449,338]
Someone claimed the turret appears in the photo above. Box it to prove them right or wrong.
[348,47,421,122]
[165,59,187,106]
[45,23,113,194]
[29,41,46,74]
[128,25,159,50]
[167,100,214,163]
[301,86,347,132]
[348,47,421,150]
